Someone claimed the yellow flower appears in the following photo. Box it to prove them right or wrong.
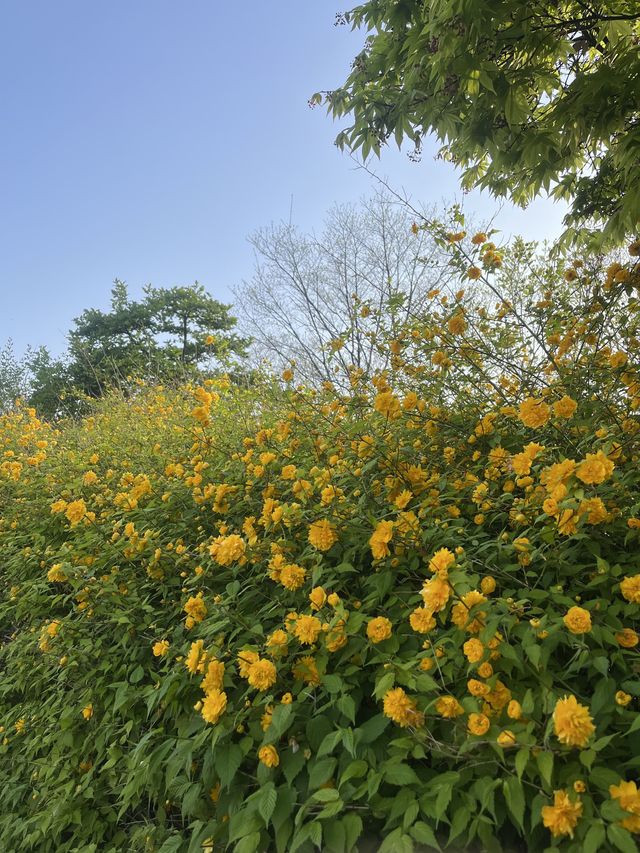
[308,519,337,551]
[467,266,482,280]
[553,396,577,419]
[496,729,517,747]
[480,576,496,595]
[507,700,522,720]
[201,659,225,693]
[294,615,322,645]
[47,563,68,582]
[467,679,490,698]
[258,745,279,767]
[266,629,289,656]
[81,703,93,720]
[447,312,467,335]
[451,590,486,633]
[325,621,348,652]
[374,390,401,419]
[573,780,586,793]
[575,450,614,485]
[615,691,632,707]
[209,534,245,566]
[237,649,260,677]
[201,690,227,724]
[563,606,592,634]
[541,790,583,838]
[366,616,392,643]
[467,713,490,736]
[280,464,297,479]
[383,687,424,728]
[209,783,221,803]
[409,607,436,634]
[421,575,451,612]
[369,520,394,559]
[309,586,327,610]
[152,640,169,657]
[579,497,608,524]
[428,547,455,576]
[394,489,412,509]
[281,693,293,704]
[610,780,640,833]
[616,628,639,648]
[620,575,640,604]
[183,593,207,628]
[553,695,595,748]
[435,696,464,719]
[518,397,550,428]
[463,638,484,663]
[65,499,87,526]
[247,659,277,691]
[292,655,320,685]
[279,563,306,591]
[185,640,206,674]
[83,470,98,486]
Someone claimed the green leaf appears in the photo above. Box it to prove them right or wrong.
[434,785,452,820]
[583,823,606,853]
[503,776,525,832]
[129,664,144,684]
[234,832,261,853]
[343,813,363,852]
[379,828,413,853]
[312,788,340,803]
[340,760,368,785]
[217,743,243,790]
[308,757,337,789]
[337,694,356,724]
[383,763,420,786]
[358,714,389,743]
[515,748,529,780]
[265,704,293,740]
[607,824,638,853]
[409,821,439,850]
[257,783,277,826]
[536,751,553,787]
[374,670,395,699]
[504,88,529,127]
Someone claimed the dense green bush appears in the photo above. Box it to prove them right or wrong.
[1,232,640,852]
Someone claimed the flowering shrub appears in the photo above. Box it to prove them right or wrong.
[1,233,640,852]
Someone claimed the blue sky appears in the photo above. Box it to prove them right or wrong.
[1,1,567,357]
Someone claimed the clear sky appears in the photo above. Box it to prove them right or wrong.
[1,1,567,357]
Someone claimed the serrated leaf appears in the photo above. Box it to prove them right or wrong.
[383,762,420,786]
[583,822,606,853]
[607,824,637,853]
[503,776,525,832]
[515,748,529,780]
[409,821,439,850]
[258,783,277,825]
[536,751,553,787]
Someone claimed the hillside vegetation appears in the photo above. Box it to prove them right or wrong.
[1,233,640,852]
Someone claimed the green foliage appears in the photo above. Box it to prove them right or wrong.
[320,1,640,245]
[1,230,639,851]
[68,281,248,400]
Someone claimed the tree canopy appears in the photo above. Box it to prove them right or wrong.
[319,0,640,245]
[67,281,248,399]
